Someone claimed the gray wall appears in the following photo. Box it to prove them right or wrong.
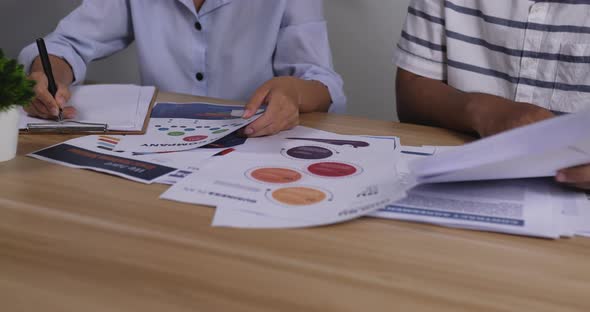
[0,0,410,120]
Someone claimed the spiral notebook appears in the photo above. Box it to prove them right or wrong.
[19,84,157,134]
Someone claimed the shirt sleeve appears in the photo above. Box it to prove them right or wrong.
[274,0,346,113]
[18,0,134,85]
[394,0,447,81]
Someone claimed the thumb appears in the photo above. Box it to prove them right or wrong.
[243,84,271,118]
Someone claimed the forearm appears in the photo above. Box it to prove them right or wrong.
[295,79,332,113]
[396,68,478,133]
[30,55,74,86]
[396,68,555,137]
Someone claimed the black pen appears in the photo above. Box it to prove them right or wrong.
[35,38,63,121]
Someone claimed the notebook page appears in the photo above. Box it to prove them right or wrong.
[20,84,155,131]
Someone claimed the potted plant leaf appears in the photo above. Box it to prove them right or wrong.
[0,49,35,162]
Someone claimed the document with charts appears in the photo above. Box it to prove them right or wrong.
[28,134,218,184]
[112,102,264,154]
[161,128,408,228]
[372,146,589,239]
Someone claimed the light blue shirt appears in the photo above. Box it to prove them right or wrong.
[19,0,346,113]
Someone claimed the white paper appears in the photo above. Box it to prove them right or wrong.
[370,145,590,239]
[162,129,408,228]
[113,102,263,153]
[20,84,155,131]
[210,134,412,228]
[411,109,590,183]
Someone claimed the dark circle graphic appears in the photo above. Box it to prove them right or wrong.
[308,162,358,177]
[286,146,333,160]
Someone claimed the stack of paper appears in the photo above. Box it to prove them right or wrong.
[372,146,590,239]
[27,103,590,237]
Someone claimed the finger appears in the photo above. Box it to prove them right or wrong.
[249,122,279,138]
[33,83,59,117]
[249,108,295,137]
[62,106,77,119]
[243,83,272,118]
[30,99,52,119]
[23,102,40,117]
[284,115,300,130]
[55,84,71,108]
[570,183,590,191]
[244,97,283,136]
[556,165,590,184]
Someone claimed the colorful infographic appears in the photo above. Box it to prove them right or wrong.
[97,135,121,152]
[161,127,405,228]
[112,102,264,154]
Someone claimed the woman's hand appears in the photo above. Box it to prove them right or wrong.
[25,55,76,120]
[242,77,302,137]
[26,71,75,119]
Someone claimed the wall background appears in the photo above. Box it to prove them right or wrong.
[0,0,410,120]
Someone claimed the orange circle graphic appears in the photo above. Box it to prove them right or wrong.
[250,168,302,184]
[272,187,327,206]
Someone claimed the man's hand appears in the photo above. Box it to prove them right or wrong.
[465,93,556,137]
[557,165,590,190]
[25,55,76,120]
[241,77,303,137]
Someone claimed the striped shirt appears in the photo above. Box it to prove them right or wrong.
[394,0,590,113]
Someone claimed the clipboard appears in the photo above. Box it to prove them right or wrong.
[20,86,158,135]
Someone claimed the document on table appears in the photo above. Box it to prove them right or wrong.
[112,102,264,154]
[19,84,156,132]
[411,109,590,184]
[161,128,408,228]
[28,135,217,184]
[372,145,589,239]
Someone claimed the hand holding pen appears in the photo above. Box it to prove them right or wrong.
[23,38,76,120]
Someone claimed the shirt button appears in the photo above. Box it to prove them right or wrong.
[194,21,202,31]
[196,72,204,81]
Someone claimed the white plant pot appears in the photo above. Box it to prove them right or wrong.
[0,107,20,162]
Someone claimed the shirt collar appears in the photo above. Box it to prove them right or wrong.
[177,0,233,18]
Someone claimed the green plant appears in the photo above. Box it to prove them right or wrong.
[0,49,35,112]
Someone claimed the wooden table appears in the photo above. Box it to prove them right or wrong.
[1,93,589,312]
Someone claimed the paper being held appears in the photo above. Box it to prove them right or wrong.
[411,109,590,184]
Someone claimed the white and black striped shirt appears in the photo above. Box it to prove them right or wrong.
[395,0,590,113]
